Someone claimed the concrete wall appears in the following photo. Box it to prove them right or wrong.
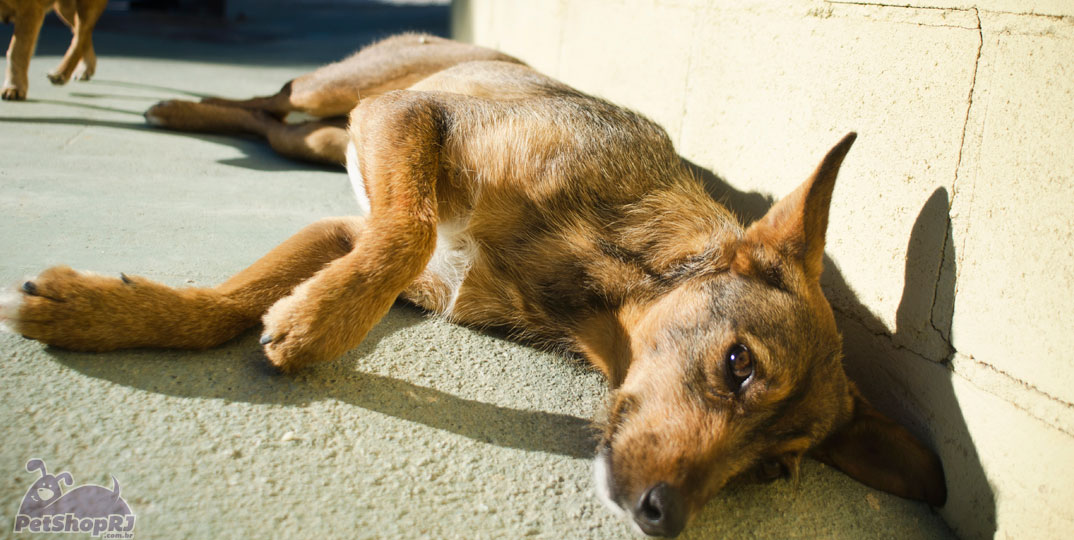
[452,1,1074,538]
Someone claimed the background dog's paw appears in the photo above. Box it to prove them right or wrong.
[74,62,95,81]
[46,71,69,86]
[1,85,26,101]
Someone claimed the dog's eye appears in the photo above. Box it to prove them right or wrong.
[725,344,753,388]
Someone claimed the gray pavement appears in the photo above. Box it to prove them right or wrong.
[0,5,954,539]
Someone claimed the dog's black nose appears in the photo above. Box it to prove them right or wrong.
[632,482,686,537]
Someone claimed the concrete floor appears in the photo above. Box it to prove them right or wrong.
[0,5,954,539]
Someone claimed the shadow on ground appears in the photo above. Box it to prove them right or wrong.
[0,112,337,173]
[52,302,600,460]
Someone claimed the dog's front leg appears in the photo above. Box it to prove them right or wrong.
[2,3,47,100]
[259,92,445,371]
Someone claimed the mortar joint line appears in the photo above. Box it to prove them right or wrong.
[834,307,1074,435]
[960,354,1074,410]
[951,358,1074,438]
[830,304,941,364]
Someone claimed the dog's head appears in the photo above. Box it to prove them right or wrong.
[20,459,72,514]
[596,133,945,537]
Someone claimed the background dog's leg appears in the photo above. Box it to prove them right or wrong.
[144,100,349,165]
[47,0,106,85]
[1,217,365,352]
[52,0,93,80]
[2,2,47,100]
[53,0,75,30]
[259,92,447,371]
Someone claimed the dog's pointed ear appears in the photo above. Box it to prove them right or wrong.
[810,384,947,506]
[746,132,856,281]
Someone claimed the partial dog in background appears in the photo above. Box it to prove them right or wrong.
[1,0,107,100]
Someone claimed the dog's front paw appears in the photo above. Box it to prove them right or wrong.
[46,71,69,86]
[260,286,354,372]
[1,84,26,101]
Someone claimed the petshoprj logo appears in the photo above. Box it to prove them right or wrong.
[13,459,136,538]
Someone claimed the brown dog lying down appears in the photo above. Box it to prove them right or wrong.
[0,33,945,537]
[0,0,106,100]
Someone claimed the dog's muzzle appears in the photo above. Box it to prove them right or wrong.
[593,448,687,537]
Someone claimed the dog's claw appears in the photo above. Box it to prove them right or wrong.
[120,273,133,285]
[22,281,37,295]
[1,86,26,101]
[259,334,274,345]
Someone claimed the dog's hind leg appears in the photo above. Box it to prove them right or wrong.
[47,0,106,85]
[198,33,523,119]
[1,217,365,353]
[144,100,350,165]
[2,2,47,100]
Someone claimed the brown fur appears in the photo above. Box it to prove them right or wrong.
[2,34,945,537]
[0,0,106,101]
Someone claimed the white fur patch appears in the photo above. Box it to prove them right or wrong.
[427,219,476,315]
[0,286,24,333]
[144,113,164,127]
[594,451,647,536]
[346,141,475,313]
[593,451,626,517]
[345,141,371,215]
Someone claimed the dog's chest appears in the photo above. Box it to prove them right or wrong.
[346,142,476,314]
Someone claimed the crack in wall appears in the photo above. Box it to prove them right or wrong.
[827,5,983,366]
[931,7,982,360]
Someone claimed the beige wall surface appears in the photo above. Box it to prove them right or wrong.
[453,1,1074,538]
